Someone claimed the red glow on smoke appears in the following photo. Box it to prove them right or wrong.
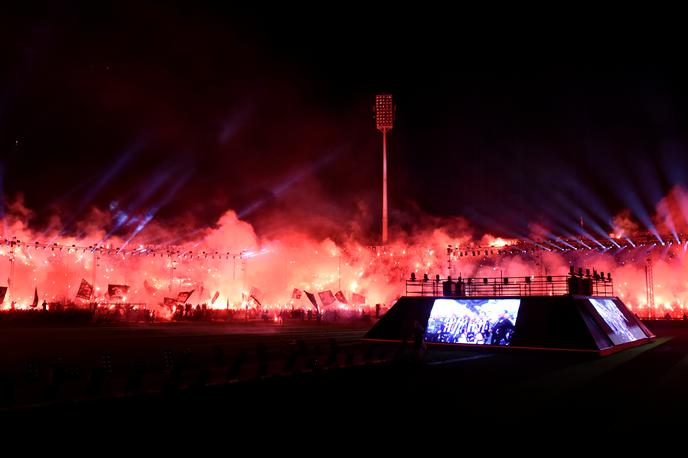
[2,186,688,318]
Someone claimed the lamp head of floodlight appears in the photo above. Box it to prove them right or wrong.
[375,94,394,131]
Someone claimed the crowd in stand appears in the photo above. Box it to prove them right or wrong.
[171,303,373,322]
[0,301,374,324]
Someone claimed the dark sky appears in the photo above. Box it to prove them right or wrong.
[1,3,687,241]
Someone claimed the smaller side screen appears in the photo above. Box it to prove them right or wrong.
[588,298,646,344]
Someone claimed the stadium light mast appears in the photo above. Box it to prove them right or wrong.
[645,256,654,318]
[375,94,394,245]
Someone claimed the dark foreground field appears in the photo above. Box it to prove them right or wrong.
[1,319,687,436]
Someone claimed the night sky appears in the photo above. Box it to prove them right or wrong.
[2,3,687,241]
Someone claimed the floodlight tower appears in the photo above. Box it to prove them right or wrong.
[375,94,394,245]
[645,256,655,317]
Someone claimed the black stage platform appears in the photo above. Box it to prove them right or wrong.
[364,295,655,354]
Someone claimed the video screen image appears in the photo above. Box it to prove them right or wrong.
[424,298,521,346]
[588,298,646,344]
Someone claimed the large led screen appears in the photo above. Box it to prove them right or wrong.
[588,298,646,344]
[424,298,521,345]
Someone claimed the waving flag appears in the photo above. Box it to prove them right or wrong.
[108,284,130,299]
[143,279,157,295]
[163,297,178,308]
[249,287,264,306]
[304,291,319,311]
[176,290,194,303]
[335,291,348,304]
[76,279,94,300]
[351,293,366,305]
[0,286,7,304]
[318,290,336,306]
[31,287,39,308]
[292,288,302,300]
[211,291,220,304]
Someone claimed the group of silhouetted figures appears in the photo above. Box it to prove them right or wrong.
[4,300,50,312]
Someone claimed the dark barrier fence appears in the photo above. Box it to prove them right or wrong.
[0,309,94,325]
[0,338,415,410]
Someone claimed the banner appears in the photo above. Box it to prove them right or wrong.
[249,286,264,306]
[76,279,94,300]
[335,291,348,304]
[291,288,302,300]
[176,290,194,303]
[304,291,319,311]
[108,284,130,299]
[211,291,220,304]
[163,297,178,308]
[0,286,7,304]
[318,290,336,306]
[351,293,366,305]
